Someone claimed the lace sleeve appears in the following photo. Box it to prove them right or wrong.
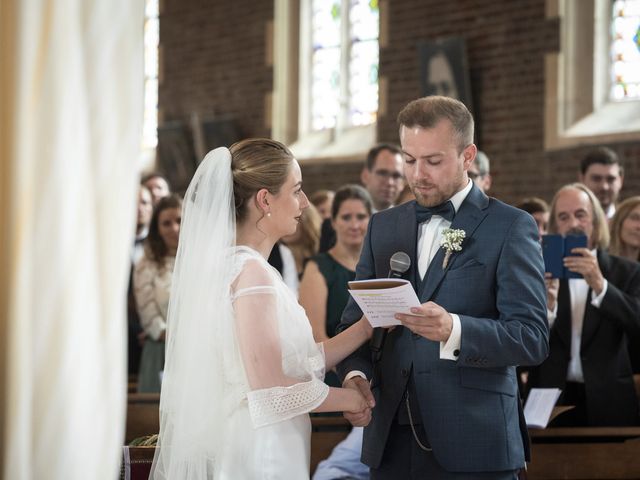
[233,258,329,428]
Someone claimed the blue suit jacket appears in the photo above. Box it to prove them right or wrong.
[337,185,549,473]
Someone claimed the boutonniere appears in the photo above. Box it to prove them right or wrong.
[440,228,466,269]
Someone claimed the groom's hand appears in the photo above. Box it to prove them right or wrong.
[343,376,374,427]
[395,302,453,342]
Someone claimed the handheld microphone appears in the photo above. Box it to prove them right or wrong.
[370,252,411,358]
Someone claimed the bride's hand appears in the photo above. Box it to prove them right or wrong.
[343,384,372,426]
[358,316,373,340]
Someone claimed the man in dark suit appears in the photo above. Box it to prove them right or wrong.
[337,96,549,479]
[528,183,640,426]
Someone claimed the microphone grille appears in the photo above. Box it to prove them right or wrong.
[389,251,411,273]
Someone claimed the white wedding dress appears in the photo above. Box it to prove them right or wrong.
[215,246,330,479]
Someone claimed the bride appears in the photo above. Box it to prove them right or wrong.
[151,139,374,479]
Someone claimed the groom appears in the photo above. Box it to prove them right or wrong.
[337,96,549,479]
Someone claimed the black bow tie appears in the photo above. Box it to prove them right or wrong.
[415,201,455,224]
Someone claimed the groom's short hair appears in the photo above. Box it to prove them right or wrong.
[397,95,474,153]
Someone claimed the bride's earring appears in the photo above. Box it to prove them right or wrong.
[267,211,271,217]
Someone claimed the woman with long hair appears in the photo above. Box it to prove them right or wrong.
[610,196,640,262]
[281,202,323,277]
[133,194,182,393]
[299,185,373,387]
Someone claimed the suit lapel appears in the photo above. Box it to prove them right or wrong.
[581,250,607,350]
[419,185,488,301]
[396,202,420,291]
[555,279,572,349]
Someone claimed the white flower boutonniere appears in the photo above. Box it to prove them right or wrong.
[440,228,466,269]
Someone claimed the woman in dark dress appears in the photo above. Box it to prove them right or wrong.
[299,185,372,386]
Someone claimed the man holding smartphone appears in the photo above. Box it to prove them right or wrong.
[529,183,640,426]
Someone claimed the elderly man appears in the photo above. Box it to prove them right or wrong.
[528,183,640,426]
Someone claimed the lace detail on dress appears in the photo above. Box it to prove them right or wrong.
[310,343,326,380]
[247,378,329,428]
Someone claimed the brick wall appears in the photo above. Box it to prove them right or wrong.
[160,0,273,144]
[160,0,639,204]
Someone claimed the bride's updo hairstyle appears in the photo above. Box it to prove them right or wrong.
[230,138,295,223]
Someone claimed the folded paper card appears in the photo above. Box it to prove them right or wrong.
[348,278,422,328]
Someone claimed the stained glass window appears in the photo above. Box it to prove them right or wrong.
[143,0,159,149]
[610,0,640,100]
[310,0,379,131]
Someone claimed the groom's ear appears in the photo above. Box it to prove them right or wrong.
[462,144,477,170]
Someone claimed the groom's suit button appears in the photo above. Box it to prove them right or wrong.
[453,349,460,357]
[401,368,409,377]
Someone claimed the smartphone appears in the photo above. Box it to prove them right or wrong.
[563,234,588,279]
[542,234,564,279]
[541,234,588,279]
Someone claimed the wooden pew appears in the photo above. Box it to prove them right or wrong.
[124,399,640,479]
[121,411,349,476]
[125,393,160,444]
[527,427,640,479]
[310,414,351,473]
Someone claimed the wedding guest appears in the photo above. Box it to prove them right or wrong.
[516,197,550,240]
[311,189,335,220]
[142,172,171,206]
[609,196,640,375]
[267,241,300,295]
[128,186,153,376]
[299,185,372,386]
[528,183,640,426]
[150,139,373,479]
[397,183,416,205]
[468,150,492,193]
[320,145,403,252]
[134,194,182,393]
[281,203,322,278]
[313,427,369,480]
[610,196,640,262]
[578,147,624,221]
[360,143,404,212]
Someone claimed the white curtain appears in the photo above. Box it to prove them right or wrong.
[0,0,144,478]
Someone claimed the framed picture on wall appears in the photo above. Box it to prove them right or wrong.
[157,121,197,194]
[419,37,473,113]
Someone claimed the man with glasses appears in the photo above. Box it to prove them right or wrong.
[360,143,405,212]
[468,150,492,193]
[320,144,404,252]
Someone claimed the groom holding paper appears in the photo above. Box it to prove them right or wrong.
[337,96,549,479]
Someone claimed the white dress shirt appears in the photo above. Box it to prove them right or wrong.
[416,180,473,361]
[547,252,608,383]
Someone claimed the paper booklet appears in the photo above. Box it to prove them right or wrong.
[523,388,562,429]
[347,278,422,328]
